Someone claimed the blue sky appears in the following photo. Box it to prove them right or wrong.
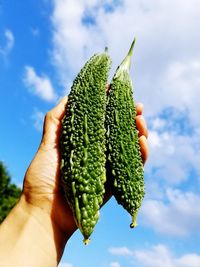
[1,1,200,267]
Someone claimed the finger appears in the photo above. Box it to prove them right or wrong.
[41,96,68,146]
[49,96,68,121]
[139,135,149,164]
[136,103,143,116]
[136,115,148,138]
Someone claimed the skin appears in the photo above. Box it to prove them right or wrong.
[0,96,148,267]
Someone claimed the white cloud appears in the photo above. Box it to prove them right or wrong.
[109,262,121,267]
[151,118,166,131]
[143,110,200,236]
[109,244,200,267]
[148,130,162,148]
[145,110,200,185]
[133,244,200,267]
[158,59,200,125]
[109,246,133,256]
[51,0,95,87]
[23,66,57,102]
[141,188,200,236]
[147,131,187,185]
[175,254,200,267]
[31,109,45,131]
[133,244,174,267]
[0,29,14,56]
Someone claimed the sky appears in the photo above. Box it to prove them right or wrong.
[1,0,200,266]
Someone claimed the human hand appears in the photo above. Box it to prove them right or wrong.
[22,96,148,238]
[135,103,148,164]
[23,96,77,238]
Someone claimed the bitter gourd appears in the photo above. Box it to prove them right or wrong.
[60,51,111,244]
[106,39,145,228]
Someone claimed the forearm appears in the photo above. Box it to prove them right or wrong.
[0,194,73,267]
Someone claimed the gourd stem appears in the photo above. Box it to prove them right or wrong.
[121,37,136,71]
[114,37,136,80]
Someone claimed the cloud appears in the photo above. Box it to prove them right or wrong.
[133,244,174,267]
[109,246,133,256]
[109,244,200,267]
[23,66,57,102]
[133,244,200,267]
[109,262,121,267]
[0,29,14,56]
[31,109,45,131]
[153,59,200,126]
[175,254,200,267]
[145,107,200,186]
[141,108,200,237]
[147,129,189,185]
[51,0,93,87]
[141,188,200,236]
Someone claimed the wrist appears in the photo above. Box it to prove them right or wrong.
[0,195,63,266]
[0,194,73,266]
[19,194,71,259]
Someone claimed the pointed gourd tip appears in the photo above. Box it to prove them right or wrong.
[130,221,138,228]
[125,37,136,69]
[130,209,138,228]
[83,238,90,245]
[128,37,136,56]
[119,37,136,72]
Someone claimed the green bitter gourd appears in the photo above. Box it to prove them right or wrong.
[106,39,145,228]
[60,51,111,244]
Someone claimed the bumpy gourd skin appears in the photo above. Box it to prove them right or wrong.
[106,40,145,228]
[60,53,111,244]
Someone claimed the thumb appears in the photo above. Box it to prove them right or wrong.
[41,96,68,147]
